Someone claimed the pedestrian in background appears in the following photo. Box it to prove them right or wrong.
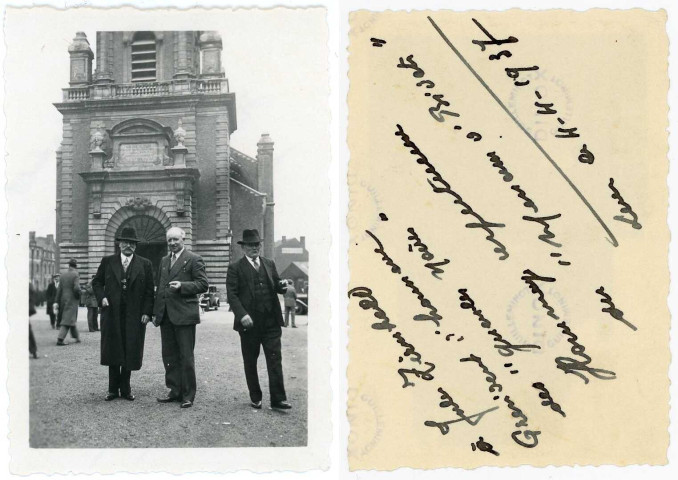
[29,282,38,359]
[46,273,60,329]
[54,258,81,346]
[283,279,297,328]
[82,275,99,332]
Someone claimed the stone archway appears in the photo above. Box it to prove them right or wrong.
[106,205,172,276]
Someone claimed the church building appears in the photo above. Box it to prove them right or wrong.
[54,31,275,289]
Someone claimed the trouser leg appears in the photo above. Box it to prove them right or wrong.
[87,308,96,331]
[175,325,197,403]
[290,307,296,327]
[70,325,80,340]
[109,365,121,394]
[120,368,132,395]
[284,307,289,327]
[262,329,287,403]
[29,323,37,356]
[239,330,263,403]
[160,322,181,398]
[57,325,69,341]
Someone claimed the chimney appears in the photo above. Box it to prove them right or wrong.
[47,234,54,244]
[29,231,36,244]
[282,236,286,243]
[300,236,306,248]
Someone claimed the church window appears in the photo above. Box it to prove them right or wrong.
[131,32,157,82]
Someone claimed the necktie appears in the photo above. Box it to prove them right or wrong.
[122,256,130,272]
[171,253,177,268]
[253,258,260,271]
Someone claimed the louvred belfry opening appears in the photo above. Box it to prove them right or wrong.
[131,32,157,82]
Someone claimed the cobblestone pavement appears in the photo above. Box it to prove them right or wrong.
[29,305,308,448]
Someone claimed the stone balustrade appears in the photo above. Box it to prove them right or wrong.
[61,78,229,102]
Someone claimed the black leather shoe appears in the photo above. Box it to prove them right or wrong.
[157,395,180,403]
[105,393,119,401]
[250,400,262,409]
[121,394,135,401]
[271,401,292,410]
[180,400,193,408]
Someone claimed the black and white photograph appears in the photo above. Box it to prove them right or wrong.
[4,4,330,474]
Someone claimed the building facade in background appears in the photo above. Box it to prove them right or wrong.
[29,231,57,291]
[54,31,275,289]
[274,236,308,292]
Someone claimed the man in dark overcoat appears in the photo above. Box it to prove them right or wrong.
[55,258,81,345]
[226,229,292,410]
[46,274,59,329]
[154,226,209,409]
[92,226,154,401]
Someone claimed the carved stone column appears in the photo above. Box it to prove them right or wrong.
[174,31,192,79]
[90,32,115,99]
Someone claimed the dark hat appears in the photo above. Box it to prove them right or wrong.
[237,229,263,245]
[68,258,78,267]
[116,226,140,243]
[52,273,60,278]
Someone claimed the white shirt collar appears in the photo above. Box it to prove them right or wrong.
[245,255,260,269]
[171,247,185,260]
[121,253,134,264]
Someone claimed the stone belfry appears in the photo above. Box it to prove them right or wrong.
[55,31,275,289]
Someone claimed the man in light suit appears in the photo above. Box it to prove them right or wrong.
[226,229,292,410]
[153,226,209,409]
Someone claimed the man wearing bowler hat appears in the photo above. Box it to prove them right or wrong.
[92,226,155,401]
[226,229,292,410]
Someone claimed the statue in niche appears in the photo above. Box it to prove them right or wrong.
[173,119,186,148]
[89,129,107,153]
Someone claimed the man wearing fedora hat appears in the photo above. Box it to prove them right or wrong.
[226,229,292,410]
[154,226,209,409]
[92,226,155,401]
[54,258,81,346]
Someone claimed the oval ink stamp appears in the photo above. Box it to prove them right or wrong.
[505,286,569,354]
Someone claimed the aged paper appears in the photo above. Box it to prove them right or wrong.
[348,9,668,469]
[5,5,331,474]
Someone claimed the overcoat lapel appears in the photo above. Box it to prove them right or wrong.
[168,250,187,281]
[111,255,123,284]
[128,255,142,286]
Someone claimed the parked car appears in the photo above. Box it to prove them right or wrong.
[199,285,220,312]
[295,293,308,315]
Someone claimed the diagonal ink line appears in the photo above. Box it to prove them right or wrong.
[427,16,618,247]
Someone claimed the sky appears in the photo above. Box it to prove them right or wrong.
[4,7,330,242]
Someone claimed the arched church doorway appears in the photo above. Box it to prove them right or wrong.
[115,215,167,276]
